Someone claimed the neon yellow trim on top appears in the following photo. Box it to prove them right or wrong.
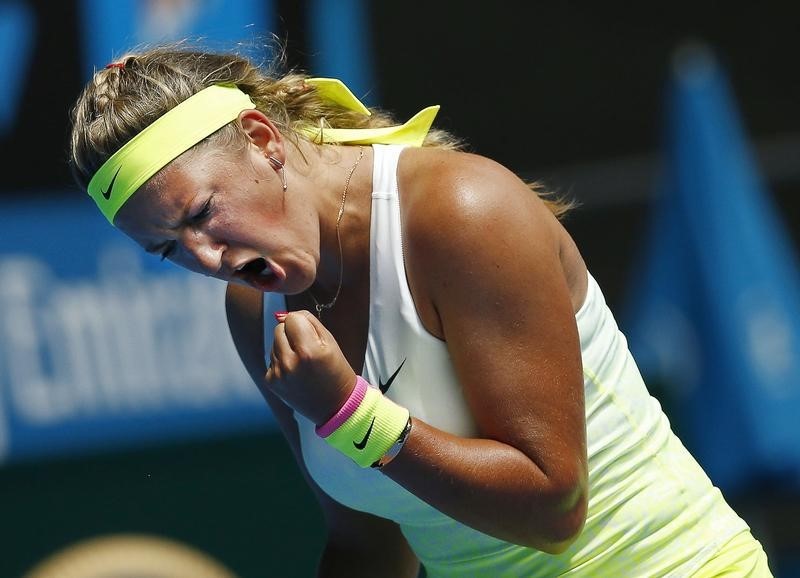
[87,84,256,224]
[87,77,439,225]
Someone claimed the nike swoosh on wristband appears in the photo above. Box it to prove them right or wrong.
[379,358,407,394]
[353,417,376,450]
[101,165,122,200]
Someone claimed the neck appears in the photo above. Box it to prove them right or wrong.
[300,144,372,306]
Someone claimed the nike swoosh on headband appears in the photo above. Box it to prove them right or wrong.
[101,165,122,200]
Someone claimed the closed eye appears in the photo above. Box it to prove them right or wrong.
[191,196,214,224]
[148,195,214,262]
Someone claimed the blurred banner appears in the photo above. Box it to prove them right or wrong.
[79,0,275,77]
[0,195,273,466]
[78,0,375,99]
[624,46,800,493]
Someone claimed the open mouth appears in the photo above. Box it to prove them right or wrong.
[238,257,269,277]
[235,257,283,291]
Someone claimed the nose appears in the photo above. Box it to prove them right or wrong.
[180,229,224,276]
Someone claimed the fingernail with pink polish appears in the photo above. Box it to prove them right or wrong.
[274,311,288,323]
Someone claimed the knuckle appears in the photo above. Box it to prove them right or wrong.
[283,356,299,373]
[294,346,316,363]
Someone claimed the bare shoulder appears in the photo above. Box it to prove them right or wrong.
[399,147,541,209]
[395,148,588,492]
[397,147,558,252]
[396,148,566,335]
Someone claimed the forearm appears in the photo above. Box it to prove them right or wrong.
[381,418,587,553]
[317,536,420,578]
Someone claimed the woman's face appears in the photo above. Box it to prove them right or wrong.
[114,142,321,295]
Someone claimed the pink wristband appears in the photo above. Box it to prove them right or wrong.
[315,376,369,438]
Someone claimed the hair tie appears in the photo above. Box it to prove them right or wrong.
[105,62,125,70]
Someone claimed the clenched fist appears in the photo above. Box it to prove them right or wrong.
[265,310,357,426]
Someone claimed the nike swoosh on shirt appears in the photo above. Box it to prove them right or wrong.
[353,417,376,450]
[379,358,407,394]
[101,165,122,200]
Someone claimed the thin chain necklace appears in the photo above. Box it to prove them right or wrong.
[309,146,365,319]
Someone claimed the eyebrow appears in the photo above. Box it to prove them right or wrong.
[142,192,200,254]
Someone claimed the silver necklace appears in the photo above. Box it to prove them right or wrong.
[309,146,365,319]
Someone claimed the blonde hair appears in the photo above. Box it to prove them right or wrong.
[69,45,572,217]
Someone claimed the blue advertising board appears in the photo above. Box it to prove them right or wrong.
[0,194,274,465]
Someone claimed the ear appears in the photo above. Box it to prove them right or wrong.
[238,109,284,161]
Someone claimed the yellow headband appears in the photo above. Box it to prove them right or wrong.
[87,78,439,224]
[87,84,255,223]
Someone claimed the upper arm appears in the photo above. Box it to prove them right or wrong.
[224,284,417,571]
[403,152,587,492]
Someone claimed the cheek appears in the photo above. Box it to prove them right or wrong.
[209,204,279,248]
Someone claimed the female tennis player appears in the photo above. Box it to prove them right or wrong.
[69,46,772,577]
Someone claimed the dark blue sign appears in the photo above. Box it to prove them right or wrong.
[0,194,274,465]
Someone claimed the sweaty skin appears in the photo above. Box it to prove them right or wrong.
[263,147,589,551]
[227,145,588,578]
[117,109,589,574]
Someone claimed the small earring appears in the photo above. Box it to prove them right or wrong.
[268,155,288,192]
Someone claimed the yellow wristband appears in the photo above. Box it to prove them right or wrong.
[324,386,410,468]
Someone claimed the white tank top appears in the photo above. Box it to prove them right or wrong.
[263,144,748,577]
